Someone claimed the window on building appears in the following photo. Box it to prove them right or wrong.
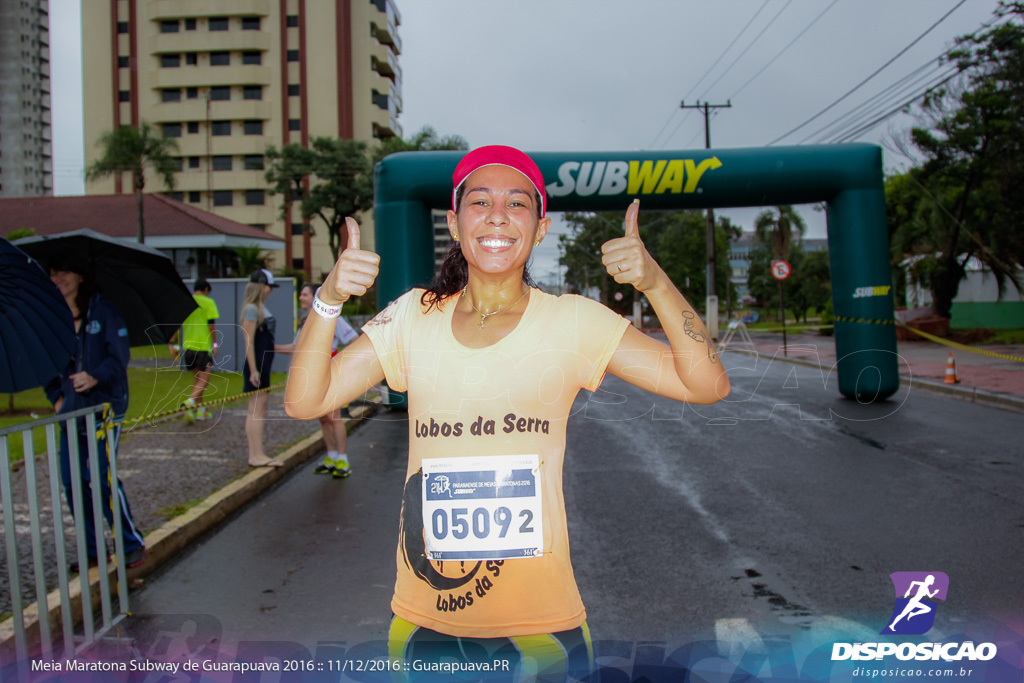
[161,54,181,68]
[291,258,304,269]
[118,56,130,68]
[251,224,267,231]
[210,85,230,101]
[286,15,299,27]
[212,190,233,206]
[118,90,130,102]
[291,222,304,235]
[212,155,232,171]
[242,51,261,65]
[242,85,262,100]
[185,18,196,31]
[244,154,264,170]
[243,120,263,135]
[209,17,228,31]
[186,87,199,99]
[287,50,299,62]
[160,20,179,33]
[211,120,231,136]
[288,84,300,96]
[188,190,200,202]
[187,121,199,134]
[170,158,183,172]
[166,191,184,201]
[242,17,260,30]
[162,89,181,103]
[210,52,230,66]
[163,122,182,137]
[189,156,200,168]
[288,118,301,131]
[185,52,197,65]
[245,189,265,206]
[117,22,128,34]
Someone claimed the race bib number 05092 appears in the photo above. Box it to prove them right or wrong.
[422,454,543,561]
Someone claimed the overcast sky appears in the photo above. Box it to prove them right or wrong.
[50,0,1005,283]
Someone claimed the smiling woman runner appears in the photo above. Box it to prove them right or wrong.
[285,146,730,680]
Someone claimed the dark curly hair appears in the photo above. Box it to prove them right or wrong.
[420,184,541,312]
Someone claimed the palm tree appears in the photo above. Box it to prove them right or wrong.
[754,206,807,335]
[753,205,807,260]
[370,125,468,166]
[86,122,180,243]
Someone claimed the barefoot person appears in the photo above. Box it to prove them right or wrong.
[276,282,358,477]
[241,269,283,468]
[286,146,730,678]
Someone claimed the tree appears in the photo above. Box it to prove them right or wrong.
[890,1,1024,317]
[86,122,179,243]
[559,210,737,315]
[370,125,468,167]
[753,205,806,261]
[265,137,374,260]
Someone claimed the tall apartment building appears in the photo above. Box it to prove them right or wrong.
[82,0,402,278]
[0,0,53,197]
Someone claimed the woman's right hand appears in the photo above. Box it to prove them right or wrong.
[318,218,380,305]
[250,369,260,386]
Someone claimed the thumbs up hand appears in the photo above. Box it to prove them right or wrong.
[601,199,661,293]
[320,217,381,304]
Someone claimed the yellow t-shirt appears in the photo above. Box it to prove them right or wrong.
[362,287,629,638]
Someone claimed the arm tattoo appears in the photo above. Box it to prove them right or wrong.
[682,310,719,364]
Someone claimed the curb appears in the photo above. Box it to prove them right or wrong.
[0,405,373,654]
[721,348,1024,413]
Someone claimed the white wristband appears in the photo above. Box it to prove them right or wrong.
[312,288,342,319]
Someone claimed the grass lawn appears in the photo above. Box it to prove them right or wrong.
[977,329,1024,345]
[1,346,287,464]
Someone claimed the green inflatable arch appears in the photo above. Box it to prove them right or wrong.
[373,143,898,401]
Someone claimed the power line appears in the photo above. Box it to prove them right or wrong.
[833,69,962,143]
[766,0,970,145]
[727,0,840,100]
[802,58,948,143]
[697,0,794,100]
[815,15,1017,144]
[647,0,769,149]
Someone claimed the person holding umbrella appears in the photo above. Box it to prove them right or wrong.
[45,250,147,570]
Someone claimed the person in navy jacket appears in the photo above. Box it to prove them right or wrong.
[45,251,146,571]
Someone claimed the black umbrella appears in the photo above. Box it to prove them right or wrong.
[15,229,197,347]
[0,238,76,393]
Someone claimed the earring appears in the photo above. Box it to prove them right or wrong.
[453,233,459,242]
[534,239,541,246]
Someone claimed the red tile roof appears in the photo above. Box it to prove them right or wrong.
[0,194,283,242]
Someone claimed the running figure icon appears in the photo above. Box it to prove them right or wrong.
[888,574,939,631]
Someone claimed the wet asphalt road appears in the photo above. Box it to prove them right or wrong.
[118,350,1024,657]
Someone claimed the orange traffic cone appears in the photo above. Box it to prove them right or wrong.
[944,352,959,384]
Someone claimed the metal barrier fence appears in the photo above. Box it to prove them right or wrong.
[0,403,129,667]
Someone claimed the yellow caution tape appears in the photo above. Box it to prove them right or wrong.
[894,321,1024,363]
[728,316,1024,363]
[119,382,287,429]
[834,315,895,325]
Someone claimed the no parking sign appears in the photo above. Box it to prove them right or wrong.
[771,259,791,280]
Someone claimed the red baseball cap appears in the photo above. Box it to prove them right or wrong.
[451,145,546,217]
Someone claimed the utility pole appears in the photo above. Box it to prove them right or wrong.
[681,99,730,340]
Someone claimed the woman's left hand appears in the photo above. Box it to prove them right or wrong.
[69,371,98,393]
[601,199,661,292]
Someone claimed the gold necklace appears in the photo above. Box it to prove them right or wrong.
[462,286,531,329]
